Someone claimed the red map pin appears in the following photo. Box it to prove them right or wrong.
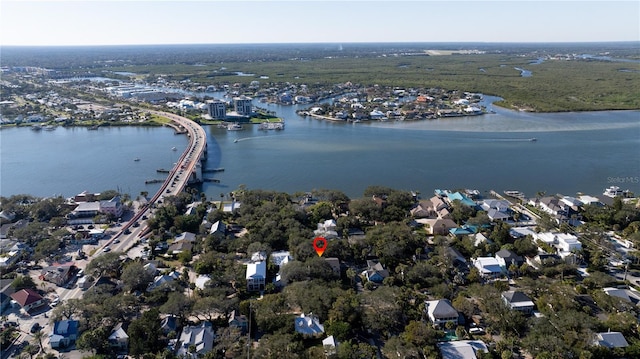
[313,237,327,257]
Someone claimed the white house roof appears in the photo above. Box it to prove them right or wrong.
[177,322,215,357]
[195,275,211,290]
[294,313,324,335]
[270,251,292,267]
[473,257,503,275]
[109,324,129,340]
[510,226,536,238]
[246,261,266,280]
[438,340,488,359]
[323,335,337,348]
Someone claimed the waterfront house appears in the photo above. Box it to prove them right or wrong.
[49,320,79,349]
[223,201,242,213]
[176,322,215,359]
[425,299,459,328]
[99,196,123,218]
[10,288,45,312]
[246,261,266,291]
[480,199,511,212]
[429,195,449,212]
[502,291,535,314]
[295,313,324,336]
[445,192,477,208]
[410,202,433,218]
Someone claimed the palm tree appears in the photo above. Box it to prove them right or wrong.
[33,330,45,355]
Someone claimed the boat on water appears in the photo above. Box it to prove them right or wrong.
[603,186,631,198]
[227,123,243,131]
[31,124,43,131]
[43,125,56,131]
[171,146,177,151]
[134,158,141,162]
[258,121,285,130]
[504,190,526,199]
[529,138,537,142]
[234,139,239,143]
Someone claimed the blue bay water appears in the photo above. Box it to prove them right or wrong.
[1,100,639,200]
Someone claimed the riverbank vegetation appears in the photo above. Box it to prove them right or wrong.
[2,43,638,113]
[172,55,639,112]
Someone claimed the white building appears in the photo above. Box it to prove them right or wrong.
[246,261,266,291]
[233,96,252,116]
[207,100,226,119]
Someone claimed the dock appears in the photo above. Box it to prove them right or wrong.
[203,178,221,183]
[145,179,165,184]
[156,169,170,173]
[203,168,225,173]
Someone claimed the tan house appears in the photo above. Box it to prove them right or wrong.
[417,218,458,235]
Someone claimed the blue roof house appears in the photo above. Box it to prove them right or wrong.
[49,320,79,349]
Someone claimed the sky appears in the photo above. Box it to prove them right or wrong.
[1,0,638,46]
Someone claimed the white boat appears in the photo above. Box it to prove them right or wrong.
[171,147,177,151]
[259,121,285,130]
[504,190,526,199]
[603,186,630,198]
[134,158,140,162]
[227,123,243,131]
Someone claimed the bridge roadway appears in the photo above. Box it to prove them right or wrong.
[95,111,207,255]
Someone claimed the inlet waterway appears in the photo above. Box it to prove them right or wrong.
[1,97,639,199]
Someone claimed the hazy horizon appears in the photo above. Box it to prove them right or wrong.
[2,1,638,46]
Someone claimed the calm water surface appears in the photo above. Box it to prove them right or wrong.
[1,99,639,199]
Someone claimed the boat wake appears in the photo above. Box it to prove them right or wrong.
[483,138,537,142]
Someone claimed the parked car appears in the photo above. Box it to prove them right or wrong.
[30,322,41,333]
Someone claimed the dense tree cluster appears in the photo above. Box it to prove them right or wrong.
[3,185,640,358]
